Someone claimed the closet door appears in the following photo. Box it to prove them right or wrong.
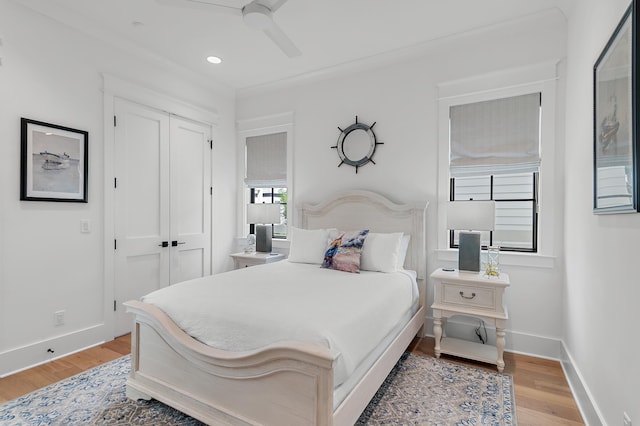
[113,99,212,337]
[113,98,170,336]
[169,117,211,284]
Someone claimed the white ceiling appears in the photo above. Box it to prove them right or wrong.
[14,0,574,92]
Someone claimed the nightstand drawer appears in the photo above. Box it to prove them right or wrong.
[442,283,495,310]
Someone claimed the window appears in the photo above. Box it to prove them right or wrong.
[450,172,538,251]
[437,65,557,263]
[448,93,541,252]
[249,187,287,239]
[245,132,288,238]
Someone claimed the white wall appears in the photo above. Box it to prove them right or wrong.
[0,0,236,375]
[5,1,636,422]
[237,9,568,358]
[564,1,640,424]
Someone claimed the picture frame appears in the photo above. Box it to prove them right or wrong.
[593,0,639,213]
[20,118,88,203]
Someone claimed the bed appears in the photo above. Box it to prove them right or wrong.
[124,190,427,426]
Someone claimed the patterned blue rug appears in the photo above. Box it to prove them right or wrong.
[0,353,515,425]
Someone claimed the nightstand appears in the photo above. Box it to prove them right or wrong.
[430,268,510,372]
[231,252,285,269]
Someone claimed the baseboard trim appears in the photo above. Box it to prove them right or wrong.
[0,324,106,378]
[559,341,605,426]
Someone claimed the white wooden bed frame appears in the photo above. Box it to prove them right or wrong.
[124,190,428,426]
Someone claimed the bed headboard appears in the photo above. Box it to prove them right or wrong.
[298,190,428,280]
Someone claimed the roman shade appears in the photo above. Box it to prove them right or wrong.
[245,132,287,188]
[450,93,541,177]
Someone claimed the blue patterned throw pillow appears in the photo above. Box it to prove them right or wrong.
[322,229,369,273]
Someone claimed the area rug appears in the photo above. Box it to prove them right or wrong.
[0,353,516,425]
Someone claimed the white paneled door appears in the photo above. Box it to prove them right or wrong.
[113,98,211,337]
[169,118,212,284]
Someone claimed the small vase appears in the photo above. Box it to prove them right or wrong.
[244,234,256,253]
[485,246,500,277]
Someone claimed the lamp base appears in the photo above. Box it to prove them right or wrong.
[255,224,272,253]
[459,231,481,272]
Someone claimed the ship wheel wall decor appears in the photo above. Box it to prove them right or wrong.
[331,116,383,173]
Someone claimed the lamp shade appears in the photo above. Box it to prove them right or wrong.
[247,203,281,224]
[446,200,495,231]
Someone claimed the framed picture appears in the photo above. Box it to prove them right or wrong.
[593,1,639,213]
[20,118,88,203]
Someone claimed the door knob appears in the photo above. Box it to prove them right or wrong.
[158,241,169,247]
[172,241,186,247]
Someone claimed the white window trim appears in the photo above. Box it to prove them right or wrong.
[436,63,558,268]
[236,112,294,239]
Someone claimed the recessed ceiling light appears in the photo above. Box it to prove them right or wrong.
[206,56,222,64]
[132,21,144,28]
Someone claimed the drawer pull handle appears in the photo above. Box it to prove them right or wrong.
[459,291,476,300]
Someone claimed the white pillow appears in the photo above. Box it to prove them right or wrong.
[396,234,411,270]
[287,227,330,264]
[360,232,404,273]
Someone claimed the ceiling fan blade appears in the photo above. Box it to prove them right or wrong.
[265,0,289,13]
[263,21,301,57]
[155,0,241,15]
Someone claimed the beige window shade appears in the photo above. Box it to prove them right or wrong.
[245,132,287,188]
[450,93,541,177]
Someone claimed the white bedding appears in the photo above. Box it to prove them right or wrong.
[141,260,418,388]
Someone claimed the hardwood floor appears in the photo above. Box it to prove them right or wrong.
[0,334,131,404]
[0,334,584,425]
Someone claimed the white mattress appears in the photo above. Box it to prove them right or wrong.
[141,260,418,388]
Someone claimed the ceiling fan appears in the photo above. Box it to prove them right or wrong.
[156,0,301,57]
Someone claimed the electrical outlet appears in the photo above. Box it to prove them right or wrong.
[80,219,90,233]
[54,310,65,326]
[624,412,632,426]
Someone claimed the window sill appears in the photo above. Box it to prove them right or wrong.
[435,249,555,269]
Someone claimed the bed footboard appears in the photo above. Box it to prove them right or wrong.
[124,300,336,426]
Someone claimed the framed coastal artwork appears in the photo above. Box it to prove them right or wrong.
[593,0,640,213]
[20,118,88,202]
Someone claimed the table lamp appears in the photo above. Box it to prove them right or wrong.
[447,200,495,272]
[247,203,281,253]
